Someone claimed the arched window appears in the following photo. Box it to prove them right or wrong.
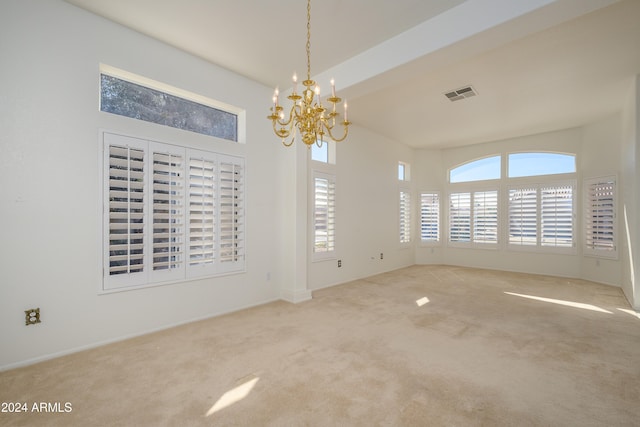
[508,152,575,178]
[449,155,501,183]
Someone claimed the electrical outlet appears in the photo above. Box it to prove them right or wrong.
[25,308,41,326]
[338,259,342,268]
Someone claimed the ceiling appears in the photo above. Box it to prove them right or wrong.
[65,0,640,149]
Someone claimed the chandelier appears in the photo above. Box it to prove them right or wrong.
[267,0,350,147]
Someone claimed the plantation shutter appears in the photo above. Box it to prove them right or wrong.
[473,191,498,244]
[449,192,471,242]
[187,153,217,276]
[541,185,574,248]
[508,188,537,246]
[400,190,411,244]
[150,145,185,281]
[420,193,440,242]
[218,157,245,270]
[104,134,148,289]
[314,173,336,254]
[585,177,616,257]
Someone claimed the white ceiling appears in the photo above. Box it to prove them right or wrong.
[65,0,640,149]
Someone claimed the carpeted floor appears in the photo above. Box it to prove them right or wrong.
[1,265,639,426]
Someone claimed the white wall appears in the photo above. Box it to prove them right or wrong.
[307,125,416,290]
[621,76,639,309]
[0,0,284,370]
[580,114,623,286]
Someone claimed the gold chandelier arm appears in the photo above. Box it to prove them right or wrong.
[323,121,351,142]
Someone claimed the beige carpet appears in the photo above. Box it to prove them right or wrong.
[1,265,639,426]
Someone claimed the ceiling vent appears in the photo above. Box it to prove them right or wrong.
[444,85,477,102]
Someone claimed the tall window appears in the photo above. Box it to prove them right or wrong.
[398,162,410,181]
[400,190,411,244]
[313,172,336,258]
[103,132,245,291]
[449,191,498,246]
[584,176,617,258]
[508,182,575,251]
[420,192,440,243]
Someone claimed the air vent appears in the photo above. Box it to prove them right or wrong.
[444,85,477,102]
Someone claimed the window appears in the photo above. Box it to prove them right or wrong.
[311,141,336,164]
[584,176,617,258]
[473,191,498,244]
[100,67,240,141]
[400,190,411,244]
[420,193,440,243]
[448,191,498,245]
[508,182,575,251]
[398,161,410,181]
[102,132,245,291]
[449,156,500,183]
[508,152,575,178]
[313,172,336,258]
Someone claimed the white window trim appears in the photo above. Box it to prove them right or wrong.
[100,131,245,293]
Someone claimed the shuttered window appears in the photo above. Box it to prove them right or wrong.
[473,191,498,244]
[150,146,185,282]
[449,192,471,243]
[584,176,617,258]
[449,191,498,246]
[508,182,575,252]
[313,172,336,258]
[219,160,245,268]
[541,185,573,248]
[400,190,411,244]
[102,132,245,291]
[508,188,537,246]
[420,192,440,242]
[106,140,146,283]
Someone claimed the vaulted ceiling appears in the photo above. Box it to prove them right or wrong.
[65,0,640,148]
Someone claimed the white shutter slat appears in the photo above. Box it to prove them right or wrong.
[585,177,617,256]
[449,192,471,242]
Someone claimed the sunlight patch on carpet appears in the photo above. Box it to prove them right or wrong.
[617,308,640,319]
[504,292,612,314]
[416,297,430,307]
[206,376,259,416]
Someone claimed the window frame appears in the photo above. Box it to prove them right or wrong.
[101,131,246,293]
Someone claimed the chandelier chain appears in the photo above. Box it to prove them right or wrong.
[306,0,311,81]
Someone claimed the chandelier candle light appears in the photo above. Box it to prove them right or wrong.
[267,0,350,147]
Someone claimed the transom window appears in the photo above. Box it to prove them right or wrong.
[508,152,575,178]
[449,156,500,183]
[100,65,242,142]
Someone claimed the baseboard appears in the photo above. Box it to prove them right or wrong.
[280,288,313,303]
[0,296,280,372]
